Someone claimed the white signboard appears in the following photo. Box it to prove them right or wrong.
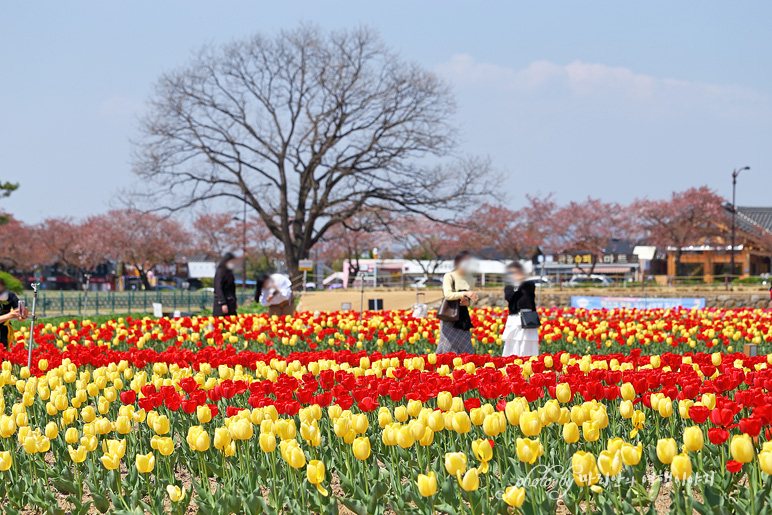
[299,259,314,271]
[188,261,216,279]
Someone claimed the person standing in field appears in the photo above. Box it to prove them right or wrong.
[502,261,539,357]
[213,252,238,317]
[436,251,478,354]
[0,277,25,347]
[256,273,294,317]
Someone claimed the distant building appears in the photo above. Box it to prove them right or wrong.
[665,205,772,281]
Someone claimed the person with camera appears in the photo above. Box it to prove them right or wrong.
[502,261,540,357]
[436,251,478,354]
[0,277,26,347]
[256,272,294,317]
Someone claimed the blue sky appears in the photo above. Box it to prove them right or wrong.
[1,1,771,222]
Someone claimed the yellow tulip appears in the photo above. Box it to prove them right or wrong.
[620,383,635,401]
[630,410,645,438]
[671,453,692,481]
[259,433,277,453]
[556,383,572,403]
[597,450,622,477]
[621,443,643,466]
[156,436,174,456]
[519,411,542,437]
[656,438,678,465]
[571,451,599,486]
[657,398,673,418]
[563,422,579,444]
[68,445,87,463]
[502,486,525,507]
[515,437,543,464]
[0,451,11,471]
[471,439,493,473]
[352,437,371,460]
[167,485,186,502]
[197,405,212,424]
[730,434,754,464]
[444,452,467,475]
[152,414,170,435]
[230,419,254,441]
[619,400,634,419]
[417,471,437,497]
[22,436,38,454]
[683,426,704,452]
[287,447,306,469]
[582,420,600,442]
[458,468,479,492]
[306,460,328,496]
[452,412,472,434]
[214,427,232,450]
[136,452,155,474]
[758,449,772,475]
[44,422,58,440]
[114,415,132,435]
[100,452,121,470]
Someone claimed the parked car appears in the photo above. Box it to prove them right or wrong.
[412,277,428,289]
[527,276,553,287]
[565,275,613,287]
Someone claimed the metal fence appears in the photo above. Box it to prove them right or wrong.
[19,290,255,318]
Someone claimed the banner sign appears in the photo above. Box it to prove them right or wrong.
[571,296,706,310]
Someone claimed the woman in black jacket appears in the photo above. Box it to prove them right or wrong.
[501,261,539,357]
[213,252,238,317]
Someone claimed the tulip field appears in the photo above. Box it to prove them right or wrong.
[1,307,772,514]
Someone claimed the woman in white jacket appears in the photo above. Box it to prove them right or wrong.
[502,261,540,357]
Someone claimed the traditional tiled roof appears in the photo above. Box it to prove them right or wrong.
[737,206,772,233]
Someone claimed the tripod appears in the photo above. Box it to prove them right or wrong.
[27,282,39,370]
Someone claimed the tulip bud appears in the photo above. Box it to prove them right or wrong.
[563,422,579,444]
[671,453,692,481]
[656,438,678,465]
[136,452,155,474]
[352,437,371,460]
[166,485,186,502]
[730,434,754,464]
[417,472,437,497]
[683,426,704,452]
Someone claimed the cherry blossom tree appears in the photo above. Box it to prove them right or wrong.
[0,216,45,273]
[93,210,191,289]
[393,217,464,275]
[35,217,108,280]
[460,195,558,261]
[631,186,725,276]
[548,198,634,276]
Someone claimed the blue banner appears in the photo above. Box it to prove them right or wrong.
[570,296,706,310]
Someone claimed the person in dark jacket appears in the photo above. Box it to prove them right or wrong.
[213,252,238,317]
[0,278,24,346]
[502,261,539,357]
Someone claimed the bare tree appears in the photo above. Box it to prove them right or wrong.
[133,25,489,279]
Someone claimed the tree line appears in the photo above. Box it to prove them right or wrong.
[0,185,764,287]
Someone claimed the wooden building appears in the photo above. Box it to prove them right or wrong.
[667,206,772,281]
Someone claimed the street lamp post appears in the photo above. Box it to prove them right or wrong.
[241,198,247,291]
[232,197,248,303]
[730,166,751,282]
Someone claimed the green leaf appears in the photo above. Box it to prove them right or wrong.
[339,497,368,515]
[52,478,79,495]
[91,491,111,514]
